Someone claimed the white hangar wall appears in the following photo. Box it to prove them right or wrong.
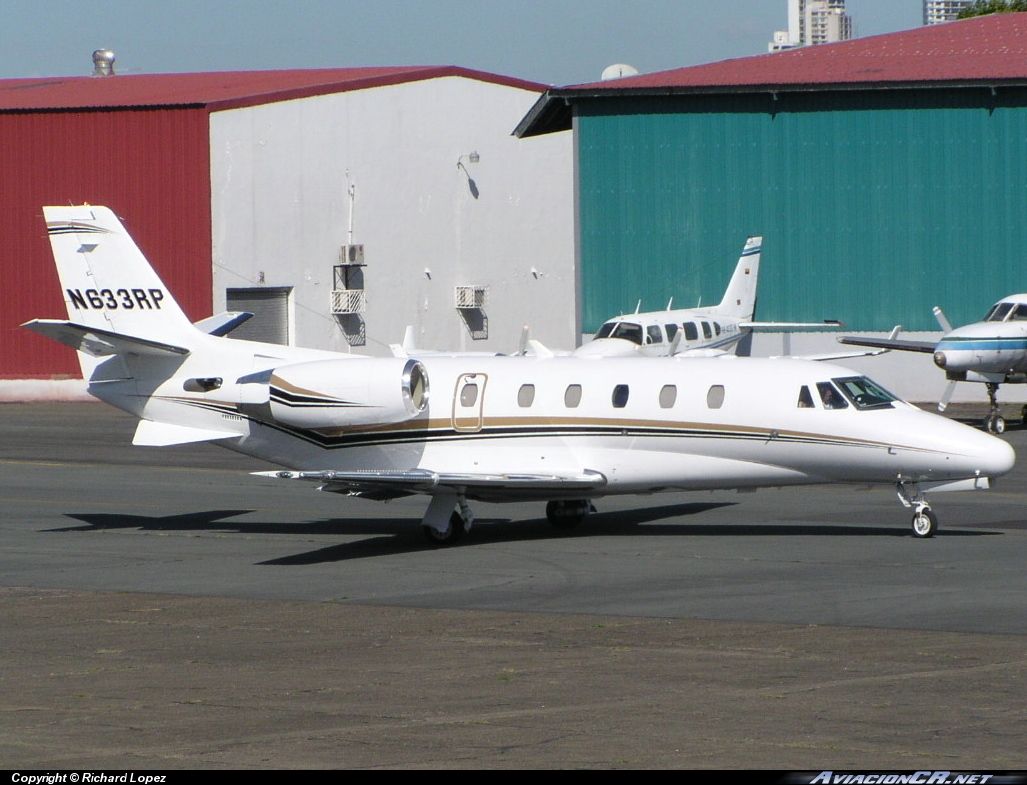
[209,76,575,357]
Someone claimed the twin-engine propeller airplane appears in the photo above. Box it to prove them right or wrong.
[575,236,841,358]
[23,206,1015,542]
[840,296,1027,434]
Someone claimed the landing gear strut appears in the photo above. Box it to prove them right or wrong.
[983,383,1005,434]
[897,482,938,538]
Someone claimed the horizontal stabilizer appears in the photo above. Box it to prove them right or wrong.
[22,319,190,358]
[194,311,253,337]
[838,336,937,354]
[133,419,239,446]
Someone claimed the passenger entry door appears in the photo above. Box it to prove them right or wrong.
[452,373,487,432]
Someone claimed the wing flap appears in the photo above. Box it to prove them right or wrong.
[253,468,608,495]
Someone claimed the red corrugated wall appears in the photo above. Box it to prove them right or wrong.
[0,108,212,378]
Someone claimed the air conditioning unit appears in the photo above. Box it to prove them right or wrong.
[455,285,489,309]
[331,289,366,314]
[339,244,365,265]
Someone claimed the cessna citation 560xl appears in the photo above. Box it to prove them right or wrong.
[24,207,1014,542]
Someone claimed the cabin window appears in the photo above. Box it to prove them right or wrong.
[797,386,814,408]
[833,376,897,410]
[683,323,698,341]
[646,325,663,345]
[564,384,582,408]
[612,384,630,408]
[701,321,712,339]
[460,383,479,407]
[517,384,535,408]
[707,385,725,409]
[817,381,847,409]
[665,324,678,341]
[659,384,677,408]
[714,322,722,336]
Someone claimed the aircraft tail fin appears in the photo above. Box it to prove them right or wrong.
[715,236,762,320]
[42,205,201,376]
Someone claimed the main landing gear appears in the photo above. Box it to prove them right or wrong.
[421,495,597,544]
[546,499,594,530]
[421,493,474,545]
[897,482,939,538]
[983,383,1006,434]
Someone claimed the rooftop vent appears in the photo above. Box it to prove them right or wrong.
[91,49,115,77]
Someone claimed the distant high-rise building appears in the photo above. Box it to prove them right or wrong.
[923,1,975,25]
[769,0,853,52]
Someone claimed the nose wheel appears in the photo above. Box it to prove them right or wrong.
[910,506,938,538]
[897,482,938,538]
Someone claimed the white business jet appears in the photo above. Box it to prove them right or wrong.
[24,207,1014,543]
[576,237,841,358]
[840,296,1027,434]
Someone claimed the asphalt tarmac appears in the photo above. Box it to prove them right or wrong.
[1,401,1025,769]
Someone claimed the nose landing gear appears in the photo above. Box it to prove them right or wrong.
[897,482,938,538]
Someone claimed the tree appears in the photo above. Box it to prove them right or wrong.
[958,0,1027,18]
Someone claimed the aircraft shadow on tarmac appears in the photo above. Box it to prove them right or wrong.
[53,501,1002,566]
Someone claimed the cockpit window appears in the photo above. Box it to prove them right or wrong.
[833,376,897,410]
[797,386,814,408]
[646,325,663,345]
[817,382,848,410]
[985,302,1015,322]
[1012,304,1027,321]
[595,322,644,345]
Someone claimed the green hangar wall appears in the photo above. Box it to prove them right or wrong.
[575,88,1027,334]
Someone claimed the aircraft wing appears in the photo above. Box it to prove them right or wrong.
[22,319,190,357]
[838,336,937,354]
[253,468,608,500]
[741,321,844,330]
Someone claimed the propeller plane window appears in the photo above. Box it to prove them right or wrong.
[1011,304,1027,321]
[701,322,712,340]
[665,324,678,341]
[683,323,699,342]
[646,325,664,345]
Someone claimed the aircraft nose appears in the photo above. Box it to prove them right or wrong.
[969,429,1016,479]
[933,351,947,369]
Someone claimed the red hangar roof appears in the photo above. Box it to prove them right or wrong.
[516,12,1027,137]
[0,66,548,113]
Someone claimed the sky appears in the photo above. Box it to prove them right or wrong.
[3,1,925,86]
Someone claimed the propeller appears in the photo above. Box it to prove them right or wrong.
[933,306,953,333]
[938,380,957,412]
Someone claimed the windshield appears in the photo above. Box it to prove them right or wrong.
[985,302,1014,322]
[832,376,897,410]
[593,321,643,345]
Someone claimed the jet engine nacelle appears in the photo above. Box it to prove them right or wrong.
[255,357,429,428]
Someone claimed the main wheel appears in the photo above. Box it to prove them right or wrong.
[911,508,938,539]
[546,500,590,530]
[423,510,465,545]
[984,414,1006,434]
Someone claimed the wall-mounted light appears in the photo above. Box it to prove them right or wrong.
[457,153,481,199]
